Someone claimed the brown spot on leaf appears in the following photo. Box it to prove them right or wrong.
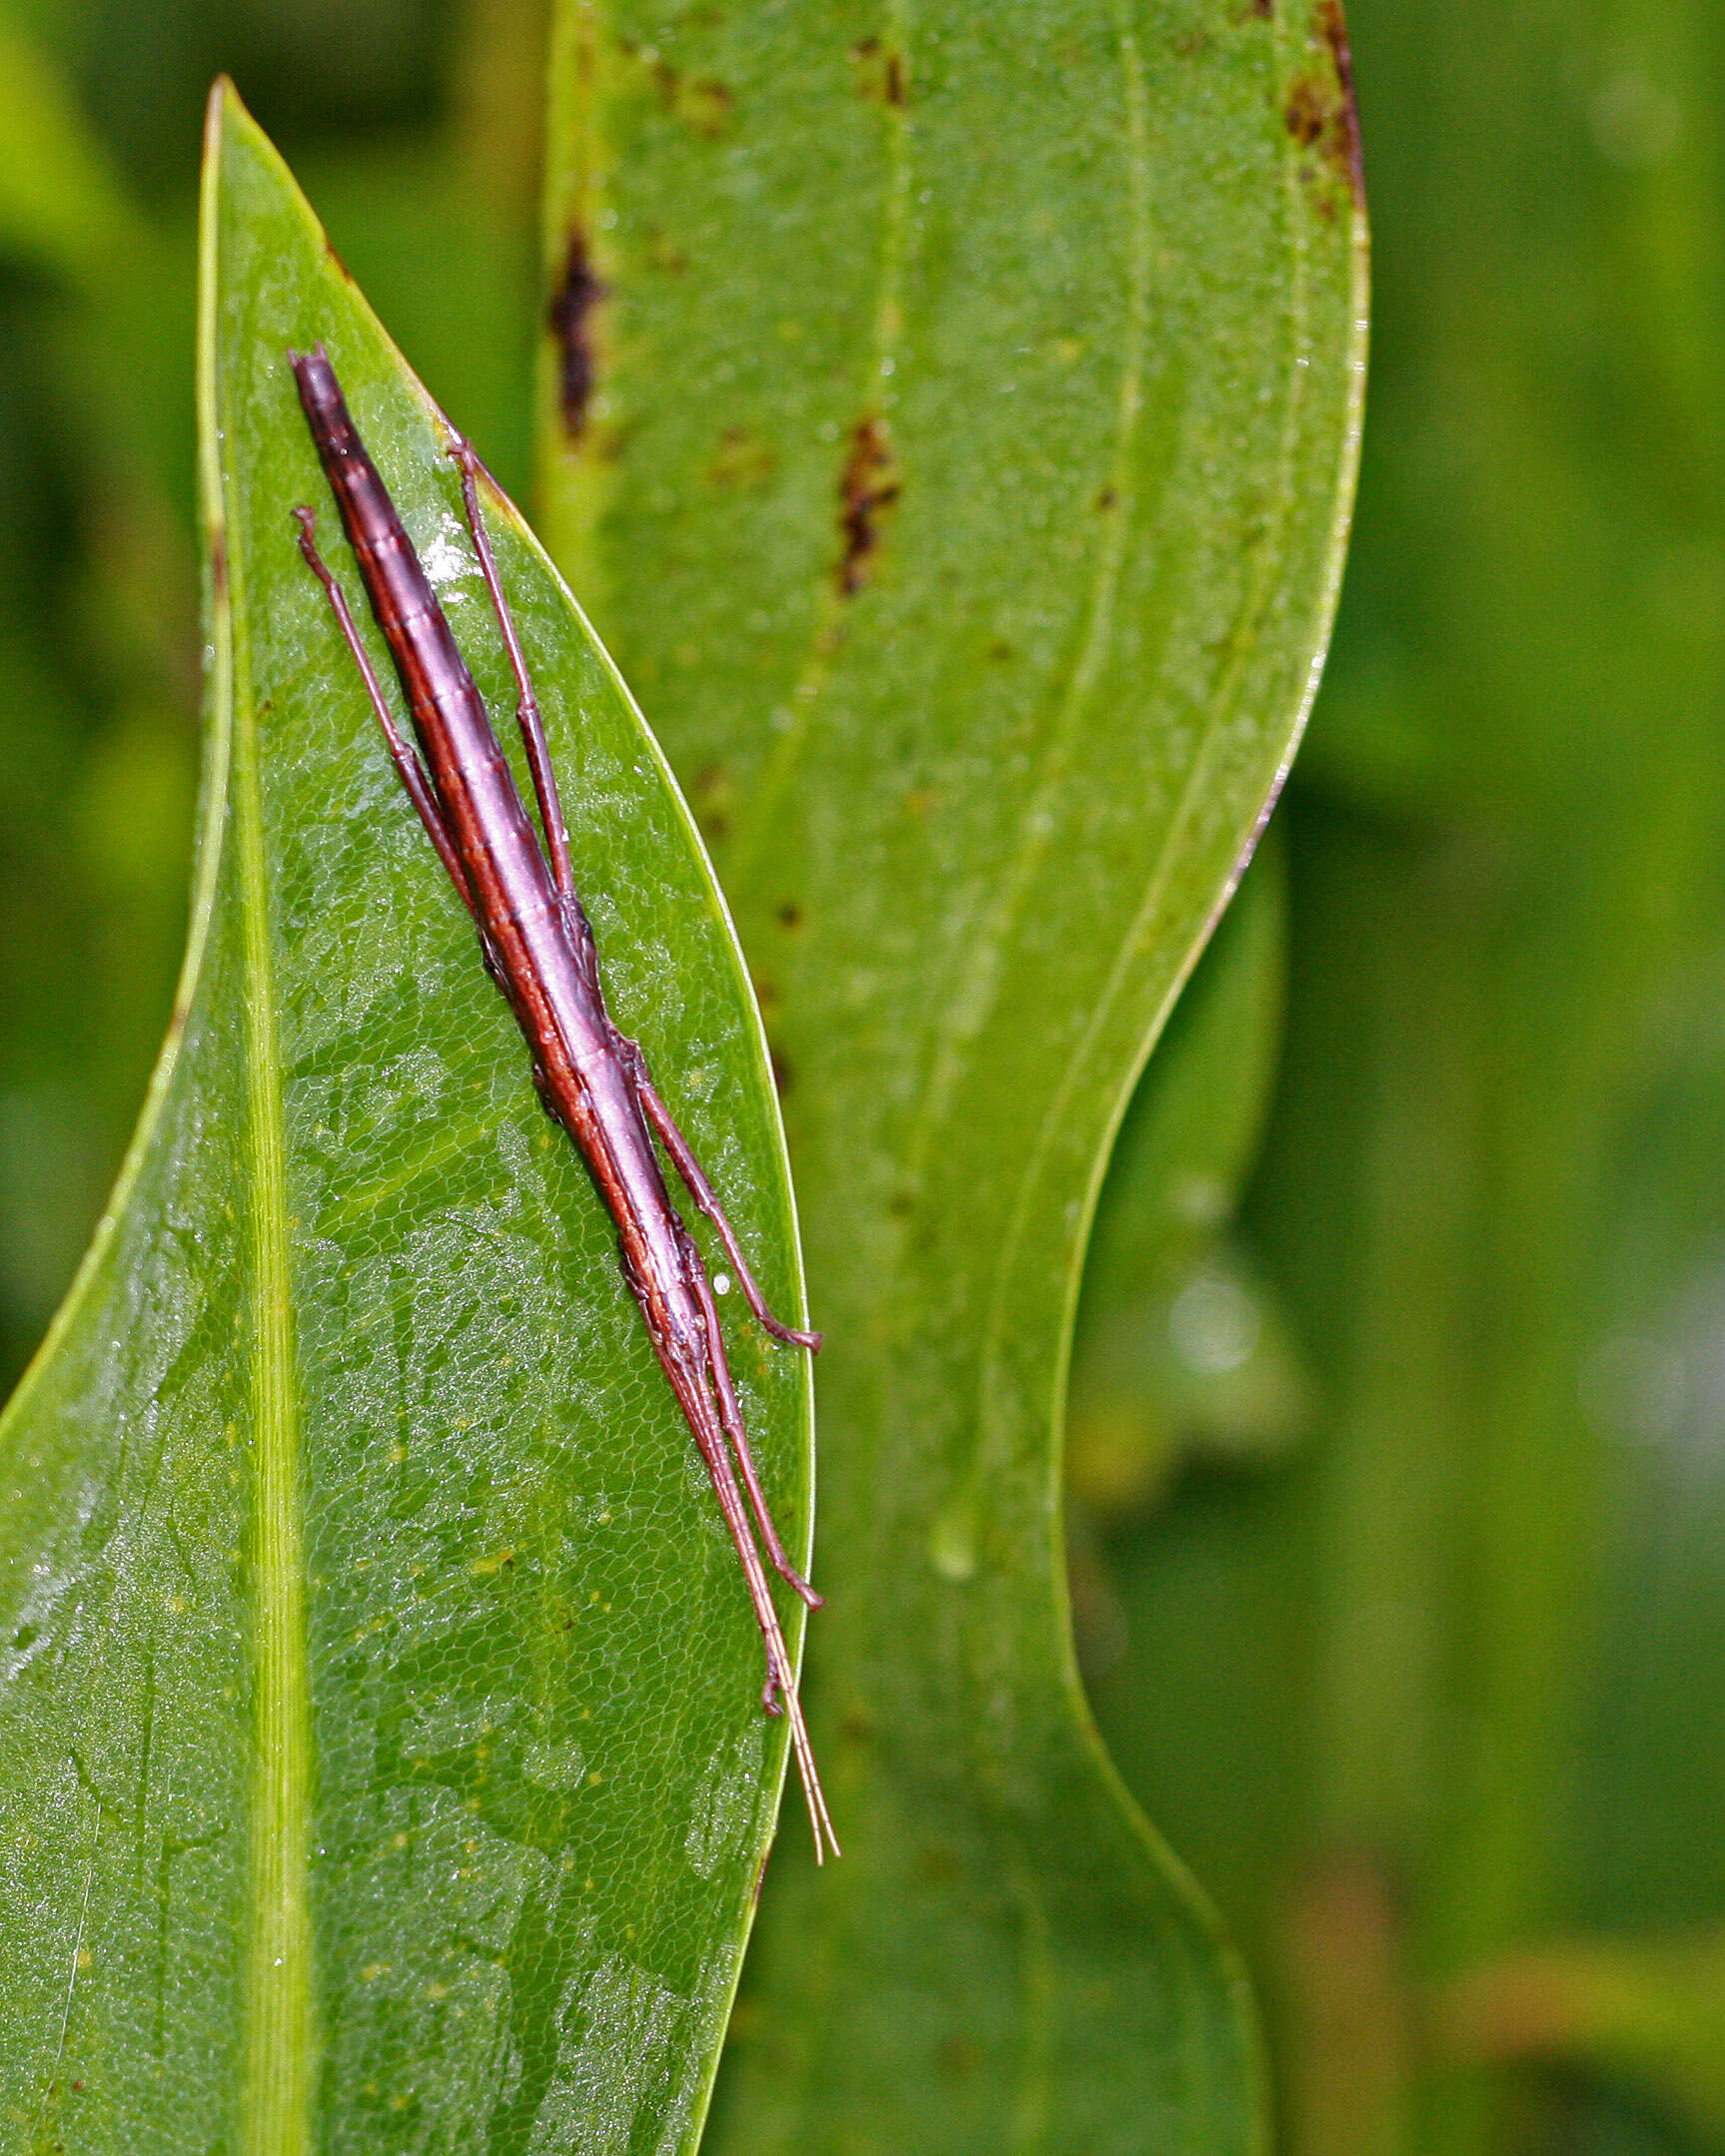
[850,37,909,105]
[836,413,902,595]
[706,426,775,491]
[776,900,803,929]
[770,1050,792,1095]
[1318,0,1364,201]
[644,226,689,276]
[678,76,735,135]
[635,49,735,137]
[1285,0,1364,207]
[547,231,606,438]
[692,761,734,841]
[1285,79,1325,145]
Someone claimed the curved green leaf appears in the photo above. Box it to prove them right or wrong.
[0,80,813,2151]
[538,1,1366,2147]
[1067,843,1303,1518]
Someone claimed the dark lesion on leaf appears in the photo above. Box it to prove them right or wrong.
[1318,0,1365,201]
[706,425,776,491]
[1284,0,1365,209]
[850,36,909,106]
[619,39,737,137]
[691,760,734,843]
[666,72,735,137]
[547,229,606,439]
[835,413,903,596]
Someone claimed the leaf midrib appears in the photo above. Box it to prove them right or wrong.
[226,378,315,2156]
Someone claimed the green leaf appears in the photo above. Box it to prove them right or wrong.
[0,80,814,2151]
[538,2,1366,2146]
[1067,843,1307,1518]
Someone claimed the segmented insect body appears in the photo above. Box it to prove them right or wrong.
[289,346,836,1861]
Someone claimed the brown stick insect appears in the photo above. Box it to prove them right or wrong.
[288,346,837,1861]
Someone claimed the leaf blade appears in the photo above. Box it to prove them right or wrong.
[0,76,815,2152]
[538,2,1366,2147]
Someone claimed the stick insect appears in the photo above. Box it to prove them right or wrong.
[288,345,838,1862]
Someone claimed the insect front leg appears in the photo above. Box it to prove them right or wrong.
[681,1239,823,1611]
[446,437,575,900]
[291,505,477,919]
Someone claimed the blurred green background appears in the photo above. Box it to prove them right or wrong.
[2,1,1723,2150]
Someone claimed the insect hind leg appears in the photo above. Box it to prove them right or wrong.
[626,1043,823,1352]
[654,1329,839,1861]
[687,1254,823,1610]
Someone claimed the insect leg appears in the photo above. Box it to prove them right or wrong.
[624,1044,823,1351]
[447,439,576,900]
[653,1334,840,1861]
[293,505,477,918]
[685,1254,823,1609]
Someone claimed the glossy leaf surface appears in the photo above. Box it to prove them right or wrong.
[538,2,1367,2147]
[0,84,813,2153]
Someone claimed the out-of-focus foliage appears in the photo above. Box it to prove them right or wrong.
[1084,2,1725,2153]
